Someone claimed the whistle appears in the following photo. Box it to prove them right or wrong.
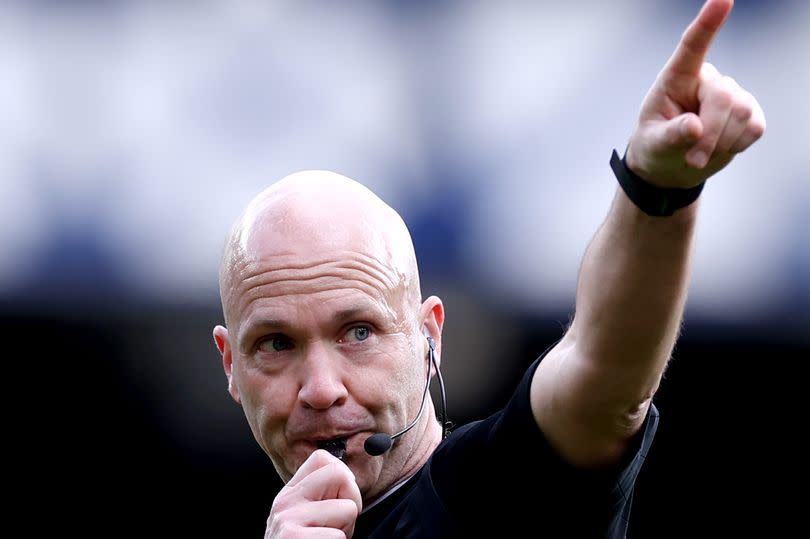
[317,438,347,461]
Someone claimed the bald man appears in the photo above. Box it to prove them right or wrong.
[213,1,765,537]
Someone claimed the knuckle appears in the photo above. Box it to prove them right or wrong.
[274,520,296,538]
[748,120,766,139]
[270,492,290,513]
[667,124,684,145]
[701,62,719,76]
[264,514,287,538]
[331,461,355,483]
[339,498,360,518]
[731,101,753,122]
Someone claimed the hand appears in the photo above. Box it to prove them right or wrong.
[264,450,363,538]
[625,0,765,188]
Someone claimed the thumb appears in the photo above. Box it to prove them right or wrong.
[658,113,703,150]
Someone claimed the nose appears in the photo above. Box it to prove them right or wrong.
[297,343,348,410]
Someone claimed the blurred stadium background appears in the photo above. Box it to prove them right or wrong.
[2,0,806,536]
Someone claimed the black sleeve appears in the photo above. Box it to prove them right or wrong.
[428,355,659,538]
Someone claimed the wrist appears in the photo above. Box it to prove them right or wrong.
[610,149,705,217]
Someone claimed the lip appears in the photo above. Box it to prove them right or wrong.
[304,431,361,446]
[300,431,369,459]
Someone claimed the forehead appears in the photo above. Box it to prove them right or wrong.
[232,251,410,337]
[220,177,421,330]
[239,287,392,339]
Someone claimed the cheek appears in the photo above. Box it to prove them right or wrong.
[350,369,393,410]
[235,369,296,440]
[353,338,419,411]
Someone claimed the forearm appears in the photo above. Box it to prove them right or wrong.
[531,0,763,468]
[568,186,698,406]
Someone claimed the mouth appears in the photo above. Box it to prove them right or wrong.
[316,437,348,461]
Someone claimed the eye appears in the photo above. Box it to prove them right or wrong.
[344,325,371,343]
[257,335,293,353]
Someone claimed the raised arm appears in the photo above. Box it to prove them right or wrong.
[530,0,765,468]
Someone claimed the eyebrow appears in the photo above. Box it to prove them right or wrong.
[332,306,378,324]
[239,304,386,344]
[237,318,290,352]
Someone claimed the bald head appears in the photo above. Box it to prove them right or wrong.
[219,171,421,327]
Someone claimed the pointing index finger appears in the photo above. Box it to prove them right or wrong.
[665,0,734,76]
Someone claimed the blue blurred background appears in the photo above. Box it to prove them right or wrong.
[3,0,807,536]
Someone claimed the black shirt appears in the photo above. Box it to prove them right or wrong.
[354,356,659,538]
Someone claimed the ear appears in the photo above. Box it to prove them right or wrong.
[420,296,445,372]
[213,325,241,403]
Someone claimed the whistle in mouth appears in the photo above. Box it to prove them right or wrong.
[318,438,347,461]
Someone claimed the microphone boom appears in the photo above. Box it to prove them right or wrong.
[364,337,441,456]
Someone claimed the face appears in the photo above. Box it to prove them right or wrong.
[216,248,436,498]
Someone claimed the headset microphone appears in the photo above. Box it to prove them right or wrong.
[364,336,449,457]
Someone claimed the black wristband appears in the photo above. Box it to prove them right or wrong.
[610,149,705,217]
